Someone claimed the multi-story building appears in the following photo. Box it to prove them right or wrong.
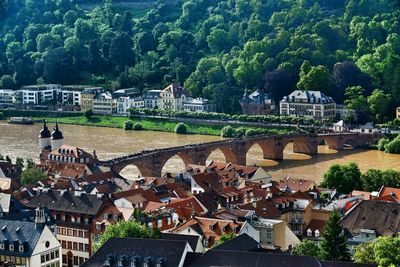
[0,89,16,105]
[183,98,214,113]
[92,92,116,115]
[336,104,356,120]
[143,89,161,109]
[117,96,145,115]
[18,84,61,105]
[0,209,61,267]
[59,89,82,106]
[80,88,103,112]
[280,90,336,119]
[158,84,189,111]
[240,89,275,115]
[396,107,400,119]
[26,190,110,267]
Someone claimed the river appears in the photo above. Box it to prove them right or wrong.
[1,121,399,183]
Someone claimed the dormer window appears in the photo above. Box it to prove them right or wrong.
[0,243,4,250]
[19,245,24,252]
[315,230,320,238]
[307,229,312,237]
[103,213,109,220]
[221,227,226,232]
[9,244,14,251]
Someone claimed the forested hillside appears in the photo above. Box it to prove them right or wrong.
[0,0,399,116]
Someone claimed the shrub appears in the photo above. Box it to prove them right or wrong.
[84,109,93,119]
[234,127,246,137]
[175,123,188,134]
[124,120,134,130]
[220,125,235,137]
[377,138,390,151]
[133,122,143,130]
[245,129,258,136]
[385,137,400,154]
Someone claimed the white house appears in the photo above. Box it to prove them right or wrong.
[117,96,145,115]
[0,208,61,267]
[92,92,116,115]
[18,84,61,105]
[280,90,336,119]
[183,98,214,113]
[158,84,189,111]
[143,90,161,109]
[333,120,348,132]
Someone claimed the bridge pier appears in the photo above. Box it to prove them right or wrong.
[292,138,318,155]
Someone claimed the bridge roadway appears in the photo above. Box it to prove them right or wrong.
[99,132,381,177]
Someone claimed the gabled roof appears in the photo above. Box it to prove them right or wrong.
[160,233,199,252]
[341,200,400,236]
[81,237,190,267]
[191,250,322,267]
[278,178,316,193]
[161,83,189,98]
[213,233,260,252]
[0,219,46,257]
[26,190,106,216]
[165,196,207,221]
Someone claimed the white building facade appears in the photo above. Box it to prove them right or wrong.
[183,98,214,113]
[143,90,161,109]
[158,84,189,111]
[92,92,116,115]
[18,84,61,105]
[0,89,16,104]
[280,90,336,119]
[117,97,145,115]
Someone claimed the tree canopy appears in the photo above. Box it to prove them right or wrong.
[0,0,399,116]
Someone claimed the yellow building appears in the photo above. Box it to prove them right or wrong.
[80,88,102,112]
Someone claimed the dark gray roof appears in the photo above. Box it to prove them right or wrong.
[81,237,189,267]
[213,233,260,252]
[26,190,105,216]
[160,233,199,252]
[190,250,321,267]
[321,261,377,267]
[0,219,44,257]
[340,200,400,236]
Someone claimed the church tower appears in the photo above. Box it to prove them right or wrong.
[51,122,64,150]
[39,120,51,150]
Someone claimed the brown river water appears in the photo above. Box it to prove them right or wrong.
[1,121,399,183]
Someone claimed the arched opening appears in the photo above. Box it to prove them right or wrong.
[206,148,227,165]
[119,164,143,180]
[246,143,278,167]
[161,155,186,176]
[343,139,356,149]
[283,141,312,160]
[318,139,338,154]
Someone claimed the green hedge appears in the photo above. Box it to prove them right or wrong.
[128,108,332,126]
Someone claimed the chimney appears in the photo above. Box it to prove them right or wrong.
[35,207,45,228]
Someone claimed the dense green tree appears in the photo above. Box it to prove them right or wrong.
[0,75,16,89]
[292,240,320,257]
[21,168,46,185]
[344,86,369,121]
[94,220,160,251]
[43,47,77,84]
[319,209,351,261]
[354,237,400,267]
[297,63,331,93]
[321,162,362,193]
[367,89,391,122]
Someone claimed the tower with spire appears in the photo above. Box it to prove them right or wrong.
[39,120,51,150]
[50,122,64,150]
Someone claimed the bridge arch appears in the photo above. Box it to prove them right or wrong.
[161,154,188,175]
[204,146,243,165]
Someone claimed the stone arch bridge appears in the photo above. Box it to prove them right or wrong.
[99,133,381,177]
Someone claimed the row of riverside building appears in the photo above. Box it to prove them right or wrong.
[0,123,393,266]
[0,84,354,119]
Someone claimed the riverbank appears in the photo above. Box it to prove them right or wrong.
[17,115,297,136]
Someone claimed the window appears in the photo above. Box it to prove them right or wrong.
[0,243,4,250]
[96,224,101,230]
[9,245,14,251]
[266,229,272,238]
[103,213,108,220]
[85,244,89,252]
[79,243,83,252]
[19,245,24,252]
[55,250,59,258]
[41,255,45,263]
